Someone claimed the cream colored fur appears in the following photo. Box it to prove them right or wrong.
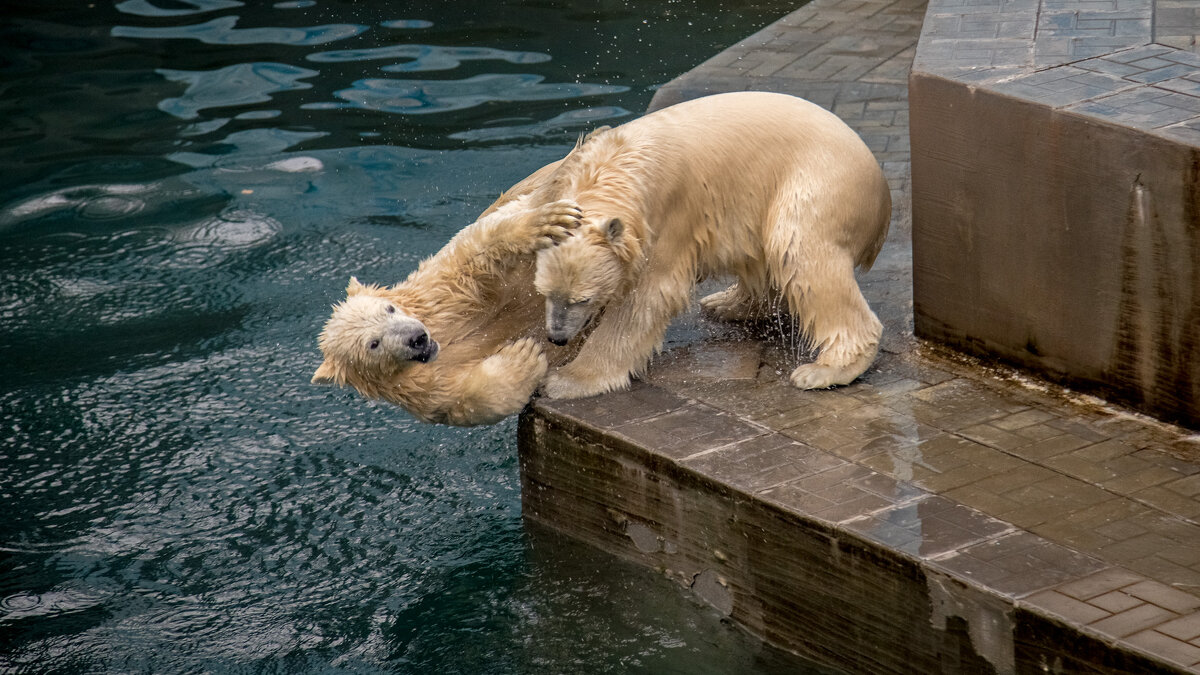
[312,159,583,425]
[533,91,892,398]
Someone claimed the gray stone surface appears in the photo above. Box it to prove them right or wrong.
[520,0,1200,672]
[910,0,1200,427]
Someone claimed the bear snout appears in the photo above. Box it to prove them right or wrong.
[407,332,428,351]
[385,320,438,363]
[403,330,438,363]
[413,337,439,363]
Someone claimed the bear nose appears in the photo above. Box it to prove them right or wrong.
[407,332,428,351]
[548,335,568,346]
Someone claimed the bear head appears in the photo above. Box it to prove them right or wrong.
[312,277,439,387]
[534,216,626,345]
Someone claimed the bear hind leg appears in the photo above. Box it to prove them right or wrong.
[776,250,882,390]
[700,274,778,322]
[701,281,759,321]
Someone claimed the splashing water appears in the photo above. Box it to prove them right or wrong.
[0,1,830,673]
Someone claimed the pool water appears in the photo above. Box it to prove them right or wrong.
[0,1,836,672]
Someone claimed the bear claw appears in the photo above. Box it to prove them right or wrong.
[531,200,583,249]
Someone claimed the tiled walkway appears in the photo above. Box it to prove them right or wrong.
[524,0,1200,671]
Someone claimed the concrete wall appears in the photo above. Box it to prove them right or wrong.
[909,0,1200,428]
[519,406,1180,674]
[911,74,1200,426]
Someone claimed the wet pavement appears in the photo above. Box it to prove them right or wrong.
[520,0,1200,672]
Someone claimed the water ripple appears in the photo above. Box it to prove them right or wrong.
[115,0,244,17]
[308,73,628,115]
[307,44,550,72]
[2,183,153,225]
[449,106,633,142]
[157,62,318,120]
[0,586,109,623]
[382,19,433,30]
[174,208,282,251]
[112,16,368,46]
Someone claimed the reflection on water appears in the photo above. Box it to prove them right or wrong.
[308,43,551,71]
[158,62,319,120]
[115,0,246,18]
[112,16,369,46]
[0,1,820,672]
[314,73,628,115]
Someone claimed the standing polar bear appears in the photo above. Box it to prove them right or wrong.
[311,169,582,426]
[533,91,891,399]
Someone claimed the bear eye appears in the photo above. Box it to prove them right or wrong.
[368,339,380,350]
[386,305,395,314]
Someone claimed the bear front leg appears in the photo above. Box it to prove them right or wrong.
[443,338,549,425]
[508,199,583,254]
[431,199,582,287]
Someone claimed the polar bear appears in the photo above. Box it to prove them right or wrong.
[532,91,891,399]
[311,169,582,425]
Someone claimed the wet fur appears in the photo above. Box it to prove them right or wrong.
[534,91,892,398]
[312,163,583,426]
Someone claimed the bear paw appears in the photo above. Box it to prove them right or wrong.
[527,199,583,250]
[700,284,762,322]
[540,368,630,400]
[789,363,859,390]
[486,337,549,383]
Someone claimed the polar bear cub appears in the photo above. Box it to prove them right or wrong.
[312,187,581,426]
[533,91,891,399]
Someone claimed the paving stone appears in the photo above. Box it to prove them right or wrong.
[1167,474,1200,498]
[1157,612,1200,641]
[1124,580,1200,613]
[992,64,1138,107]
[542,381,689,429]
[1067,86,1200,129]
[1012,433,1098,461]
[1025,588,1114,624]
[761,461,918,524]
[1090,589,1148,613]
[935,531,1107,597]
[1056,567,1147,601]
[957,421,1035,451]
[683,433,847,494]
[613,404,766,461]
[844,494,1011,558]
[1131,485,1200,520]
[1033,499,1155,553]
[1090,603,1180,638]
[1123,629,1200,669]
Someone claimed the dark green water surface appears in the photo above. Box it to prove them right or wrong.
[0,1,833,672]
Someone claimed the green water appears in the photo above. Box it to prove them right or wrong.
[0,1,834,672]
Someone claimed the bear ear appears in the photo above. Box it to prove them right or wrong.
[580,125,611,146]
[604,217,624,243]
[346,276,366,296]
[311,359,341,385]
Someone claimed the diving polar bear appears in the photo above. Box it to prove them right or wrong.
[311,190,583,426]
[534,91,892,399]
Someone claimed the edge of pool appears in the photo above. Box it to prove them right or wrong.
[519,0,1200,672]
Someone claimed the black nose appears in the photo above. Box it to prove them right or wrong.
[548,336,568,346]
[408,333,428,350]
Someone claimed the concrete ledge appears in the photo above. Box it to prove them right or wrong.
[521,380,1195,673]
[518,0,1200,671]
[909,0,1200,427]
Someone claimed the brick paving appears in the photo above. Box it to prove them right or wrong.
[525,0,1200,671]
[918,0,1200,144]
